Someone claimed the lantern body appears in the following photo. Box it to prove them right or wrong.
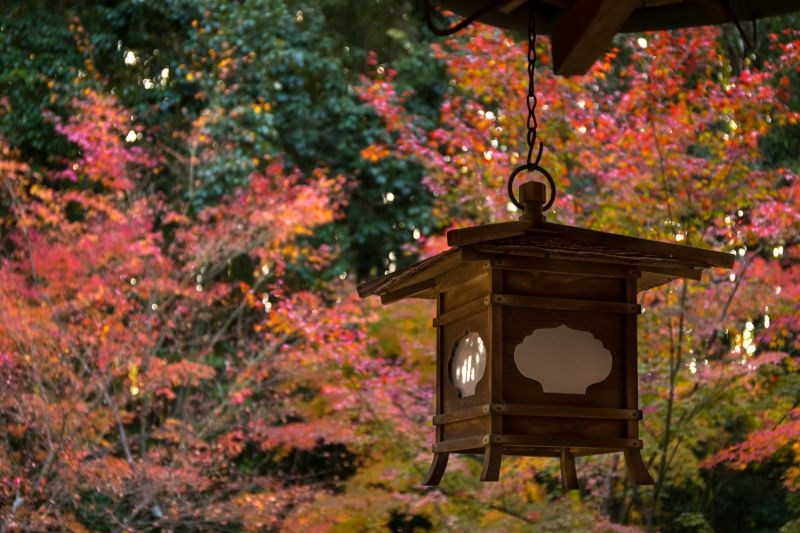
[429,255,648,487]
[358,188,733,489]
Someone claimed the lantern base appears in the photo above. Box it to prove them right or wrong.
[424,433,654,490]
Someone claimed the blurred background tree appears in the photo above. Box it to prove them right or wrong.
[1,1,799,531]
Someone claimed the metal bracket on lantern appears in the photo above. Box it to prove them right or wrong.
[507,162,556,213]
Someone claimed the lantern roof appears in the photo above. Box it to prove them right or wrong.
[358,218,735,303]
[431,0,800,74]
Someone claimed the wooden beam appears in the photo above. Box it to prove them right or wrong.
[551,0,638,75]
[380,278,436,304]
[434,0,800,39]
[499,0,526,14]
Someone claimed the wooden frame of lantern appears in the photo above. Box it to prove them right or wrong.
[358,182,734,489]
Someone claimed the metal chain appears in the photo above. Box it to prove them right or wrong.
[526,0,543,166]
[506,0,555,213]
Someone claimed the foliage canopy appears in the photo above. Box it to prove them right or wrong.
[1,2,799,531]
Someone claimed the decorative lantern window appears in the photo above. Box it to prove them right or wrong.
[358,181,733,489]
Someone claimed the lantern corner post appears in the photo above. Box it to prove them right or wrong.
[624,274,654,485]
[560,448,580,491]
[423,451,450,486]
[479,442,502,481]
[422,289,449,487]
[624,448,655,485]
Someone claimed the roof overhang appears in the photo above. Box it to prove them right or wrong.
[432,0,800,74]
[358,219,735,302]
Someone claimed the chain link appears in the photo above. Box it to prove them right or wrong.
[526,0,542,166]
[506,0,556,213]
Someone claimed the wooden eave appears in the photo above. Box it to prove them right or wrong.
[357,248,463,302]
[431,0,800,75]
[357,219,734,301]
[448,219,733,268]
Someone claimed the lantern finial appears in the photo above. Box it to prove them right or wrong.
[519,181,545,224]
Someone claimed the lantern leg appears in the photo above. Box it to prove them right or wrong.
[624,449,655,485]
[423,452,449,486]
[560,448,580,491]
[480,443,502,481]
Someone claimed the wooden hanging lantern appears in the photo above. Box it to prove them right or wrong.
[362,0,737,490]
[358,181,734,489]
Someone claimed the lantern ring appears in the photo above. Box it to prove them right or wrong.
[507,163,556,212]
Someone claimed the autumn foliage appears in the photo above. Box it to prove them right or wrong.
[0,88,430,530]
[1,5,800,532]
